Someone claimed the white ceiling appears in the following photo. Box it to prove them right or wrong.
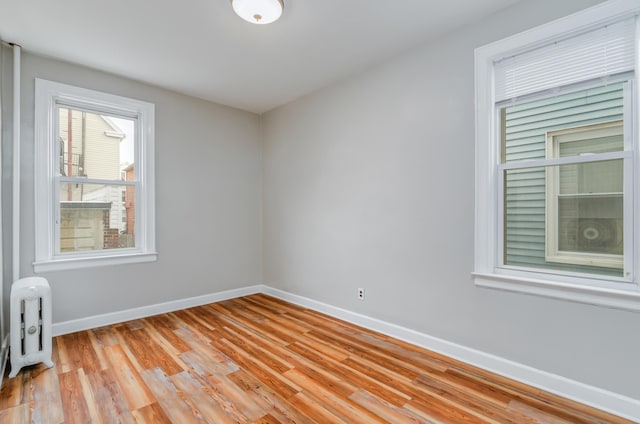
[0,0,520,114]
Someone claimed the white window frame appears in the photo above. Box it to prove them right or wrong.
[34,79,157,272]
[473,0,640,311]
[545,120,624,269]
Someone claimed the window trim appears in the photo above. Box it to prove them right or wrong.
[34,79,157,272]
[544,120,625,270]
[473,0,640,311]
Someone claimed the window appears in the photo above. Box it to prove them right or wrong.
[34,79,156,272]
[545,121,623,269]
[474,1,640,311]
[502,85,628,278]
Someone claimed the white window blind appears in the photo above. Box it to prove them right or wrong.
[494,17,636,102]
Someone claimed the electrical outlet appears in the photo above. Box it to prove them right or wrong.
[357,288,365,300]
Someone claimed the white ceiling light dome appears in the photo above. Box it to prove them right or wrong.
[232,0,284,25]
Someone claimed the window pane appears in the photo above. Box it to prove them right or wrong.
[559,160,622,195]
[557,158,623,258]
[504,166,547,267]
[558,196,622,255]
[501,82,625,276]
[556,121,623,195]
[557,129,623,156]
[59,183,135,253]
[501,83,624,164]
[58,108,135,179]
[504,165,623,276]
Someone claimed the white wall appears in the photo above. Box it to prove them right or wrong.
[262,0,640,400]
[12,52,262,323]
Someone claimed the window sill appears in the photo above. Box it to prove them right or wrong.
[33,252,158,273]
[472,272,640,312]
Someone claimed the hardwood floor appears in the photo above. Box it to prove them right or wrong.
[0,294,632,423]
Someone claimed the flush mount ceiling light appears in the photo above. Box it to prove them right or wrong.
[232,0,284,25]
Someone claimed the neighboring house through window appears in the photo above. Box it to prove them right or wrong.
[474,0,640,310]
[34,79,156,271]
[545,120,624,270]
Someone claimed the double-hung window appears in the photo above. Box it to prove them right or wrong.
[34,79,156,272]
[474,0,640,310]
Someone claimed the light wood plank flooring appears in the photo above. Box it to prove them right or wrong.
[0,294,632,423]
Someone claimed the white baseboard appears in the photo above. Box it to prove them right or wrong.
[51,284,639,421]
[261,286,640,423]
[52,285,264,336]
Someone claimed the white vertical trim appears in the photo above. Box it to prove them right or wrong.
[138,102,156,254]
[34,79,55,266]
[623,82,634,278]
[12,44,20,283]
[0,43,6,389]
[0,43,3,340]
[496,138,505,267]
[474,45,499,275]
[634,16,640,285]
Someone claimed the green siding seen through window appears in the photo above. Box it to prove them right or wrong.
[502,82,624,277]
